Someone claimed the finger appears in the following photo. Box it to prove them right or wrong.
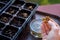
[48,20,59,29]
[41,23,46,33]
[58,29,60,36]
[42,38,47,40]
[43,22,49,34]
[41,22,50,35]
[41,24,46,39]
[42,35,47,40]
[46,23,51,31]
[44,23,48,35]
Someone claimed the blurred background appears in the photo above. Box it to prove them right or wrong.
[25,0,60,5]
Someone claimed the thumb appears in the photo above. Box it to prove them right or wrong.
[48,20,59,29]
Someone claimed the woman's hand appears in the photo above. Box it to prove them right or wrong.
[41,18,60,40]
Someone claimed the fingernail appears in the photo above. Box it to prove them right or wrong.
[58,30,60,35]
[42,39,47,40]
[42,33,46,37]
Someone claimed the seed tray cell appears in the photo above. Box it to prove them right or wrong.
[0,35,10,40]
[0,3,5,10]
[2,25,18,38]
[10,17,25,27]
[17,9,31,18]
[13,0,25,7]
[6,6,19,15]
[24,3,36,11]
[0,13,12,23]
[0,22,5,31]
[0,0,10,3]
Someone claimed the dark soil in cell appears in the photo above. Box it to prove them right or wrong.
[0,22,5,31]
[24,3,36,11]
[10,17,25,27]
[6,6,19,15]
[2,25,18,38]
[0,13,12,23]
[0,3,5,9]
[0,35,10,40]
[17,9,31,18]
[13,0,25,7]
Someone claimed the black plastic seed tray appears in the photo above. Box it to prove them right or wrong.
[0,0,38,40]
[0,0,15,13]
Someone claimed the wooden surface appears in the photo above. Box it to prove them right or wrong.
[16,25,42,40]
[37,4,60,17]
